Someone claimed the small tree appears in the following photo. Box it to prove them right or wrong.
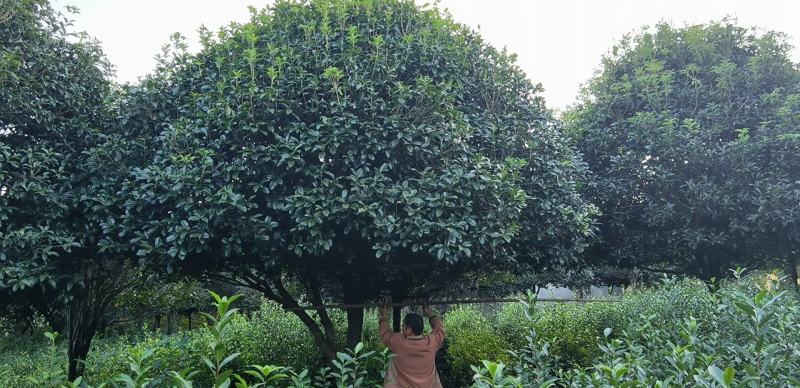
[114,270,209,332]
[0,0,141,378]
[568,19,800,280]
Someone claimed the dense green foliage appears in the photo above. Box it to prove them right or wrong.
[0,0,112,286]
[444,305,511,386]
[0,0,146,378]
[114,0,595,355]
[113,272,209,332]
[568,20,800,279]
[0,0,110,297]
[477,271,800,387]
[3,0,800,384]
[497,278,713,366]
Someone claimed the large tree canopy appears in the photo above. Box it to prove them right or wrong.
[121,0,595,355]
[568,20,800,280]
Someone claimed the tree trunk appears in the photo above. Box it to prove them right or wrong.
[65,260,134,381]
[391,289,403,332]
[245,274,339,360]
[154,314,161,331]
[342,280,366,350]
[167,312,173,334]
[345,307,364,349]
[285,308,337,360]
[66,282,102,380]
[787,258,799,292]
[67,323,93,381]
[392,306,402,333]
[697,251,724,283]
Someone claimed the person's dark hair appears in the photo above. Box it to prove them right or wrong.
[403,313,424,335]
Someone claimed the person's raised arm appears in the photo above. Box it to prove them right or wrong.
[423,304,445,347]
[378,305,395,347]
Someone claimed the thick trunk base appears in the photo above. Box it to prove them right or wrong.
[787,259,799,292]
[345,307,365,350]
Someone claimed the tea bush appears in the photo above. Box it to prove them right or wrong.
[1,302,431,386]
[0,297,342,386]
[445,305,511,386]
[533,302,613,366]
[619,277,715,330]
[0,334,65,387]
[85,300,338,385]
[225,302,323,370]
[85,330,213,386]
[494,277,713,367]
[98,292,390,388]
[476,271,800,387]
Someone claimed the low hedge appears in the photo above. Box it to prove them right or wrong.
[0,278,716,386]
[494,277,714,366]
[444,305,511,386]
[85,300,329,385]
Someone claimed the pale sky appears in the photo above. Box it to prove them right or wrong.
[53,0,800,111]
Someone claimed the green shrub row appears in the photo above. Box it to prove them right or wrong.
[475,270,800,387]
[0,277,731,387]
[489,278,712,365]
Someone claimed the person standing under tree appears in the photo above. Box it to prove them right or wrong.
[379,304,446,388]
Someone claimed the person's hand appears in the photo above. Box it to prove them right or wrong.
[379,305,388,321]
[422,304,434,318]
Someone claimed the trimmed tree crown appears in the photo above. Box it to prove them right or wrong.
[124,0,595,281]
[569,19,800,277]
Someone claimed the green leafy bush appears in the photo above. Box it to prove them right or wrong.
[471,360,522,388]
[97,293,392,388]
[477,271,800,387]
[0,301,384,386]
[225,301,323,371]
[495,277,713,367]
[0,331,66,387]
[495,302,533,351]
[497,296,626,366]
[84,299,331,385]
[619,277,715,330]
[2,275,797,387]
[84,328,212,386]
[445,305,511,386]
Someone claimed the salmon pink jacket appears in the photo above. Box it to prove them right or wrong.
[379,315,446,388]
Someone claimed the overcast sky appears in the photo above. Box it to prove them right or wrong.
[53,0,800,110]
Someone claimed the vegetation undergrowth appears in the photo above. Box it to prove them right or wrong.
[1,270,797,387]
[474,269,800,387]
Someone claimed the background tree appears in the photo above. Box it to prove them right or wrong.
[746,95,800,290]
[0,0,142,378]
[121,0,595,357]
[113,270,209,332]
[0,286,63,334]
[568,19,800,280]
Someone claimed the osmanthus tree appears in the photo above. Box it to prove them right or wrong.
[0,0,146,379]
[567,19,800,281]
[746,96,800,290]
[121,0,595,357]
